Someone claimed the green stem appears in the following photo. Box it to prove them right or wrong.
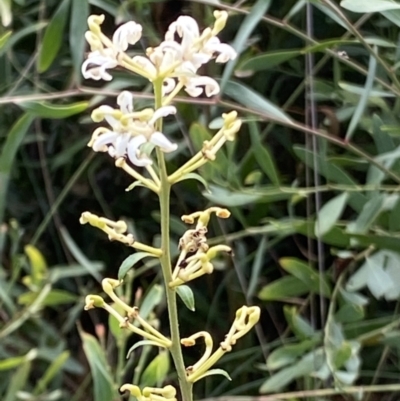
[154,79,193,401]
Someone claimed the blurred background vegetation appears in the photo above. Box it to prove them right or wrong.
[2,0,400,400]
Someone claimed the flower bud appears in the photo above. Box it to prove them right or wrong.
[84,295,105,310]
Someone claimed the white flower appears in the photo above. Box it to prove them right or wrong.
[112,21,142,51]
[89,91,178,166]
[184,76,220,97]
[81,50,118,81]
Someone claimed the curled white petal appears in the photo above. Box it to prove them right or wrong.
[82,51,117,81]
[215,44,237,62]
[127,135,152,166]
[150,132,178,153]
[117,91,134,114]
[184,76,220,97]
[113,21,142,51]
[162,78,176,95]
[150,106,177,125]
[95,105,119,127]
[92,131,118,152]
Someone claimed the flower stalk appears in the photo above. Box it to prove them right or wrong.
[80,9,260,401]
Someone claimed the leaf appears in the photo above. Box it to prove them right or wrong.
[239,49,302,72]
[196,368,232,381]
[249,121,280,185]
[126,341,162,359]
[0,113,34,224]
[248,235,268,298]
[24,244,48,287]
[258,275,309,301]
[0,349,37,371]
[176,285,195,311]
[70,0,89,82]
[18,289,78,306]
[175,172,210,192]
[220,0,272,89]
[315,192,348,237]
[79,329,118,401]
[3,360,32,401]
[223,80,292,124]
[140,351,170,387]
[37,0,71,72]
[0,30,11,49]
[345,51,377,141]
[33,351,70,395]
[203,185,262,207]
[260,349,324,393]
[18,101,89,118]
[139,284,164,321]
[280,258,331,297]
[341,0,400,12]
[60,227,103,282]
[267,339,317,370]
[118,252,155,280]
[283,306,315,341]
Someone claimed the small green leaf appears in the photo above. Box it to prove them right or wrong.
[284,306,315,340]
[126,341,162,359]
[203,185,262,207]
[258,276,309,301]
[24,244,48,287]
[280,257,331,297]
[0,30,11,49]
[224,80,292,124]
[118,252,155,280]
[79,329,118,401]
[140,351,170,387]
[18,101,89,118]
[176,285,195,311]
[4,360,32,401]
[341,0,400,12]
[239,49,301,72]
[196,368,232,381]
[267,339,317,370]
[0,349,37,371]
[315,192,348,237]
[70,0,89,82]
[38,0,71,72]
[176,172,210,192]
[33,351,70,395]
[18,289,77,306]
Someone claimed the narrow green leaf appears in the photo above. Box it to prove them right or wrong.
[220,0,272,90]
[341,0,400,12]
[70,0,89,82]
[224,80,292,124]
[0,113,34,225]
[284,306,315,340]
[196,368,232,381]
[38,0,71,72]
[18,101,89,118]
[280,258,331,297]
[240,49,301,72]
[249,121,280,185]
[140,351,170,387]
[33,351,70,395]
[203,185,262,207]
[18,289,78,306]
[4,360,32,401]
[315,192,348,237]
[258,275,309,301]
[347,194,384,234]
[176,172,210,192]
[79,329,118,401]
[0,30,12,49]
[267,339,317,370]
[0,349,37,371]
[248,235,267,298]
[126,341,162,359]
[345,51,377,141]
[118,252,155,280]
[176,285,195,311]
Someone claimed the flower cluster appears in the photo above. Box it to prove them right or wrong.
[82,12,236,98]
[170,207,232,287]
[120,384,177,401]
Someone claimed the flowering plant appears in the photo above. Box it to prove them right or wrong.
[81,10,260,401]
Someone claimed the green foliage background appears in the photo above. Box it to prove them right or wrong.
[2,0,400,400]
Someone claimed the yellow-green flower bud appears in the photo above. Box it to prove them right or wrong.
[84,295,105,310]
